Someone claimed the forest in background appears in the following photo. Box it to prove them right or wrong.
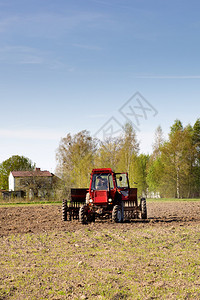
[56,118,200,199]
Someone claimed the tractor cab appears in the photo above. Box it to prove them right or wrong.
[88,169,132,206]
[89,169,116,205]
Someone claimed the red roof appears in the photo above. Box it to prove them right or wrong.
[11,170,53,177]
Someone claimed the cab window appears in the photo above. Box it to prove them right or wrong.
[116,173,128,188]
[91,174,109,190]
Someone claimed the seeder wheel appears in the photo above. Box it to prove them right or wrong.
[141,198,147,219]
[62,199,67,221]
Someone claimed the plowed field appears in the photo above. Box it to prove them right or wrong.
[0,201,200,300]
[0,201,199,236]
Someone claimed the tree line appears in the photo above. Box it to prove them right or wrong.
[1,118,199,198]
[56,119,200,198]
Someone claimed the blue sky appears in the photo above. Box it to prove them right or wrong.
[0,0,200,172]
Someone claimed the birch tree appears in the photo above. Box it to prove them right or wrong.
[192,118,200,196]
[56,130,97,188]
[116,122,139,186]
[160,121,193,198]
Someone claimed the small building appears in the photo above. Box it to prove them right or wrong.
[9,168,55,199]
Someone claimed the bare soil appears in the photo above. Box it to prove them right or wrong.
[0,201,200,236]
[0,201,200,300]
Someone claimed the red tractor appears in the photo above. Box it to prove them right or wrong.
[62,168,147,223]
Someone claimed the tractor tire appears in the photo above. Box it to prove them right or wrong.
[62,199,67,221]
[79,205,95,224]
[90,212,95,223]
[141,198,147,219]
[112,205,123,223]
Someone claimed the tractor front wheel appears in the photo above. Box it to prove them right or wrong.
[79,205,95,224]
[112,205,123,223]
[141,198,147,219]
[79,205,88,224]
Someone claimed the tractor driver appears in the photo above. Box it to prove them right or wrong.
[96,176,108,190]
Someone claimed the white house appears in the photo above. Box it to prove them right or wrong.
[9,168,53,191]
[7,168,59,200]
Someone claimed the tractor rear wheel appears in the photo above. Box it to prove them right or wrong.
[141,198,147,219]
[112,205,123,223]
[62,199,67,221]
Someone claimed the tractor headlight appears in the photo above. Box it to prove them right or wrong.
[108,198,112,203]
[89,199,93,203]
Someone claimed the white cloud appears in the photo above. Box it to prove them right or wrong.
[0,16,19,33]
[135,75,200,79]
[0,128,63,141]
[0,45,67,69]
[0,11,108,38]
[89,113,107,119]
[73,43,102,51]
[0,45,44,64]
